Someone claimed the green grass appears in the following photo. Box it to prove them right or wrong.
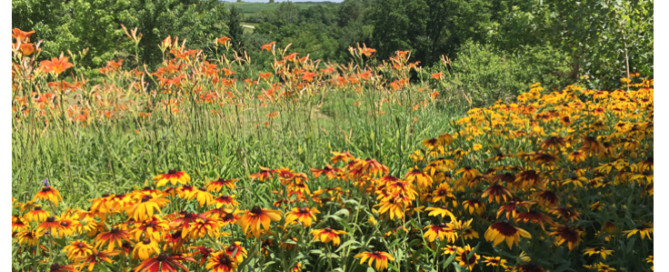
[12,85,462,207]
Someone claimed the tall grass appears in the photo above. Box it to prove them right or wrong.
[12,40,463,206]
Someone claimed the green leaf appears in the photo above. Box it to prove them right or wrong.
[335,240,361,253]
[443,251,457,267]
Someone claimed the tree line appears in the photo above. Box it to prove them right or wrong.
[13,0,653,90]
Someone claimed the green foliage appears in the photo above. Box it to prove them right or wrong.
[522,0,653,89]
[228,6,245,50]
[437,42,526,108]
[12,0,229,68]
[369,0,493,66]
[433,41,571,108]
[128,0,229,67]
[12,0,136,68]
[13,0,653,91]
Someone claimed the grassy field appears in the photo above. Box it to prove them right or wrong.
[12,29,653,272]
[222,2,334,19]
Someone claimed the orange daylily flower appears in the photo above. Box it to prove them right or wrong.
[12,28,36,42]
[216,36,231,45]
[261,41,276,51]
[39,54,73,75]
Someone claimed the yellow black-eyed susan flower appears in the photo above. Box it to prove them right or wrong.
[133,253,194,272]
[311,228,346,246]
[456,245,480,271]
[583,247,613,260]
[206,251,237,272]
[34,186,63,206]
[516,210,553,231]
[482,183,512,204]
[206,178,238,192]
[132,238,160,260]
[63,240,93,261]
[153,169,190,187]
[425,206,455,220]
[623,223,653,240]
[483,256,508,269]
[423,223,457,243]
[285,207,319,227]
[94,225,131,252]
[224,242,247,263]
[236,206,281,238]
[213,195,239,208]
[484,221,531,249]
[355,251,394,271]
[127,193,169,221]
[462,199,485,215]
[550,224,583,250]
[16,227,41,246]
[74,249,119,271]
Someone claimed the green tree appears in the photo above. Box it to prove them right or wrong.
[228,6,245,51]
[531,0,653,88]
[368,0,492,66]
[12,0,229,68]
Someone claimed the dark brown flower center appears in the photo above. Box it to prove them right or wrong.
[558,226,578,242]
[223,213,234,221]
[42,187,52,192]
[141,195,152,202]
[143,238,151,245]
[46,216,55,222]
[251,206,262,214]
[157,253,168,261]
[491,221,518,236]
[219,253,233,265]
[168,169,177,175]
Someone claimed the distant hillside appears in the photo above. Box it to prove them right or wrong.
[222,1,339,18]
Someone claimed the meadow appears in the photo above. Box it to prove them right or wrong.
[12,27,653,272]
[222,2,332,19]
